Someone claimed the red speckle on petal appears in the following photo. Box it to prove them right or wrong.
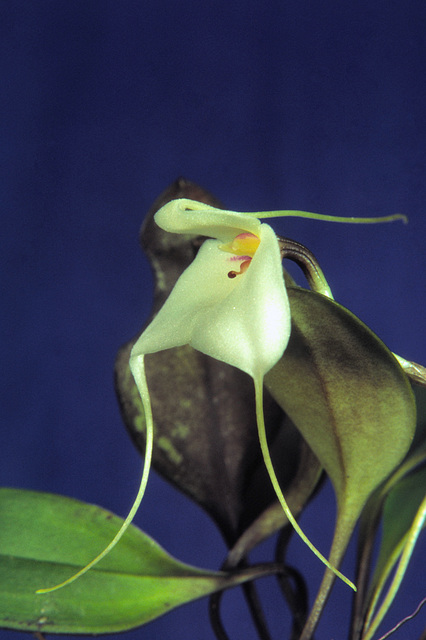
[227,259,252,278]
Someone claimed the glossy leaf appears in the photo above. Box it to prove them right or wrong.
[0,488,273,634]
[265,288,416,638]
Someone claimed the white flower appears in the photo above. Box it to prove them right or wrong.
[128,198,355,590]
[130,198,291,379]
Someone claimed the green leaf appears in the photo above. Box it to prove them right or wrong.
[267,288,416,513]
[352,383,426,639]
[264,288,416,638]
[374,466,426,588]
[409,383,426,454]
[378,465,426,581]
[0,488,272,634]
[360,465,426,640]
[366,463,426,637]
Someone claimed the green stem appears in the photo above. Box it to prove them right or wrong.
[299,508,357,640]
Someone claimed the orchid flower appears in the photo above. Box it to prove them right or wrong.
[128,198,353,588]
[38,199,406,594]
[133,200,291,378]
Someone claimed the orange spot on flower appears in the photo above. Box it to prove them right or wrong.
[220,232,260,257]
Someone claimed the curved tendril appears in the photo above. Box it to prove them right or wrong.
[36,355,154,594]
[247,210,408,225]
[254,377,356,592]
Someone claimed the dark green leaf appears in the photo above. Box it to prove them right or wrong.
[266,289,416,517]
[360,467,426,640]
[0,488,271,634]
[265,288,416,637]
[371,464,426,592]
[352,382,426,639]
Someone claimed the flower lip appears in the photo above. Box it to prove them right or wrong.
[130,222,290,380]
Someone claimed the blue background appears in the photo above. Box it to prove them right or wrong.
[1,2,425,639]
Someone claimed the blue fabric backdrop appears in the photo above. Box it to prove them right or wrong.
[1,2,425,639]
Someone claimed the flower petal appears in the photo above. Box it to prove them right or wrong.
[191,224,290,378]
[130,223,290,379]
[130,238,239,357]
[155,198,261,242]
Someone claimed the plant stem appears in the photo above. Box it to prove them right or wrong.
[275,528,309,638]
[209,590,231,640]
[277,236,333,299]
[299,509,356,640]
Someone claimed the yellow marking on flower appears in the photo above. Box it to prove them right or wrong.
[220,232,261,278]
[219,232,260,256]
